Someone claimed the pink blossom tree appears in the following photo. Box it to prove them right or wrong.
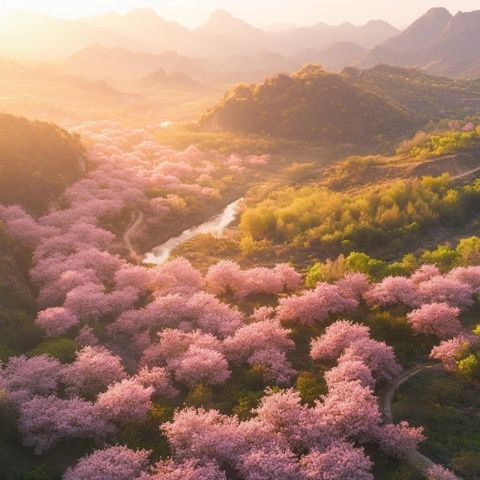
[134,367,178,399]
[300,442,373,480]
[375,421,425,458]
[364,276,419,308]
[324,360,375,390]
[35,307,80,337]
[96,379,153,425]
[1,354,63,405]
[310,320,370,362]
[18,395,112,454]
[62,346,127,397]
[64,446,151,480]
[175,346,231,387]
[237,447,300,480]
[162,408,242,467]
[140,459,226,480]
[407,303,463,339]
[338,338,402,382]
[426,464,459,480]
[277,283,358,325]
[418,276,474,309]
[429,335,474,371]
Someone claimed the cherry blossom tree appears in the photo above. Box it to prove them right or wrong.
[64,446,151,480]
[175,346,231,387]
[418,276,474,309]
[247,349,296,386]
[139,459,227,480]
[426,464,458,480]
[1,354,63,405]
[162,408,242,467]
[96,379,153,425]
[429,335,474,371]
[375,421,425,458]
[62,346,127,397]
[407,303,463,339]
[133,367,178,399]
[277,283,358,325]
[310,320,370,362]
[411,265,441,284]
[224,319,294,362]
[324,360,375,390]
[237,447,300,480]
[335,273,370,301]
[300,442,373,480]
[18,395,112,454]
[364,276,419,308]
[338,338,402,382]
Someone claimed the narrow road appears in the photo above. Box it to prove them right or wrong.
[452,165,480,180]
[381,364,463,480]
[123,209,144,263]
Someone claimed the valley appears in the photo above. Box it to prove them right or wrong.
[0,3,480,480]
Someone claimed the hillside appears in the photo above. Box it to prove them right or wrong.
[199,65,416,144]
[0,114,85,214]
[65,44,210,81]
[359,8,480,78]
[343,65,480,120]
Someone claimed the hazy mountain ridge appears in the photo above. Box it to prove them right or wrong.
[359,8,480,78]
[0,7,399,61]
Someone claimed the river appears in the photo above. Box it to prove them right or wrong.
[143,198,243,265]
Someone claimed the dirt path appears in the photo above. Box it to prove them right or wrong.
[123,209,144,263]
[452,165,480,180]
[381,364,463,479]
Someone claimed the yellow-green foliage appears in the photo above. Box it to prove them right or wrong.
[240,175,473,250]
[398,127,480,160]
[156,124,289,155]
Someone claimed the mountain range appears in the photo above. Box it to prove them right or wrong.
[0,8,398,61]
[359,8,480,78]
[1,6,480,84]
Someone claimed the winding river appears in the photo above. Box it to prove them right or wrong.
[143,198,243,265]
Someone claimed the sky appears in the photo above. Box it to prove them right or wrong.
[0,0,479,28]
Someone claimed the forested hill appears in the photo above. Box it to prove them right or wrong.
[199,65,480,145]
[0,114,86,214]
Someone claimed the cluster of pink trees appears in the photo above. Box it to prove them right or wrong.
[0,123,475,479]
[310,320,402,384]
[206,260,302,298]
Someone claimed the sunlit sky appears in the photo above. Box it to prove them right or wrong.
[0,0,479,28]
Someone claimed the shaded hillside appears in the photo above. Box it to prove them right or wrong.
[344,65,480,120]
[359,8,480,78]
[0,114,85,214]
[199,65,418,144]
[0,227,37,360]
[200,64,480,144]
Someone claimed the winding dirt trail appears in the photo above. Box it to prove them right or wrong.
[452,165,480,180]
[381,364,463,479]
[123,209,144,263]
